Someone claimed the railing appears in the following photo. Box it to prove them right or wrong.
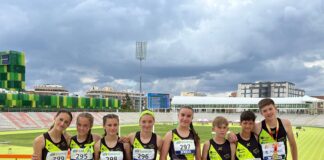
[0,152,72,160]
[0,154,32,160]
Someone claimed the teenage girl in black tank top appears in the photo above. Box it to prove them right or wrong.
[94,114,131,160]
[128,110,163,160]
[32,110,72,160]
[168,129,196,160]
[99,137,126,159]
[70,134,95,160]
[70,113,101,160]
[131,131,158,159]
[160,106,201,160]
[42,132,69,160]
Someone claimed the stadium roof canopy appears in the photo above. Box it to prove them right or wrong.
[172,95,324,105]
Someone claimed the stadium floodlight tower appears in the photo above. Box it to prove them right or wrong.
[136,41,147,112]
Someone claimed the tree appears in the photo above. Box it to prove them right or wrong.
[121,93,133,110]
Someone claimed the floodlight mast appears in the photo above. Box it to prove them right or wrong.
[136,42,147,112]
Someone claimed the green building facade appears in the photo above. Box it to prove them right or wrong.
[0,50,121,111]
[0,50,25,91]
[0,93,121,111]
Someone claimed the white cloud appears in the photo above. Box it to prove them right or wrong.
[304,60,324,69]
[80,77,98,84]
[113,79,137,87]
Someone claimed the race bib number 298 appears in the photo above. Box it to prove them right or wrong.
[100,151,123,160]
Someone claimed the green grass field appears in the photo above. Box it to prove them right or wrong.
[0,123,323,160]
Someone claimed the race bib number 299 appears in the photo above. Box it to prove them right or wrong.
[46,151,68,160]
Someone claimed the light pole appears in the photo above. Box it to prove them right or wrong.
[136,41,147,112]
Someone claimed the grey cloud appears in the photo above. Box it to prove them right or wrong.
[1,0,324,96]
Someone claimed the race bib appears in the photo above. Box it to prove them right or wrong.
[261,142,286,160]
[46,151,68,160]
[70,148,93,160]
[133,148,155,160]
[100,151,123,160]
[173,139,195,155]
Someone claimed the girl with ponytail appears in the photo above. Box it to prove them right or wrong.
[32,109,73,160]
[69,112,101,160]
[160,106,201,160]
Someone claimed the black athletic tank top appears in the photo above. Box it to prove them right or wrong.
[42,132,68,160]
[132,131,158,159]
[70,134,94,160]
[70,134,94,148]
[259,118,287,160]
[169,129,196,160]
[99,137,125,158]
[207,139,231,160]
[235,133,261,160]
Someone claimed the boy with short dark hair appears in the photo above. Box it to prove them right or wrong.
[235,111,261,160]
[255,98,298,160]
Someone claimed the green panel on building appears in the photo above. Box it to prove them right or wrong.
[67,97,73,108]
[0,50,25,91]
[72,97,78,108]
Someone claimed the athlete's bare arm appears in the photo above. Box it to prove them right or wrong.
[282,119,298,160]
[156,135,163,154]
[230,142,236,160]
[123,142,132,160]
[253,121,262,136]
[201,141,210,160]
[63,132,71,145]
[127,132,136,145]
[94,140,101,160]
[195,140,202,160]
[159,131,172,160]
[32,135,45,160]
[92,133,101,143]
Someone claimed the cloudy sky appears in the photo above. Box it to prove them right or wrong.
[1,0,324,96]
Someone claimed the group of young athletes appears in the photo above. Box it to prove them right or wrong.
[32,98,298,160]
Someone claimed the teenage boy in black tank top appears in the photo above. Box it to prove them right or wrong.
[235,111,261,160]
[202,116,235,160]
[255,98,298,160]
